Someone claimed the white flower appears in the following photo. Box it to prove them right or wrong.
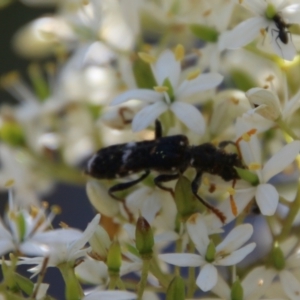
[18,214,100,276]
[112,48,223,134]
[224,0,300,60]
[205,266,276,300]
[258,236,300,300]
[246,85,300,122]
[0,186,82,257]
[236,118,300,215]
[159,213,256,291]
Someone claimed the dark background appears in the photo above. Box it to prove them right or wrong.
[0,2,95,299]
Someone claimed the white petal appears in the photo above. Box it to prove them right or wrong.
[153,49,180,87]
[282,88,300,119]
[176,73,223,99]
[217,243,256,265]
[170,102,206,134]
[0,240,15,257]
[242,266,276,299]
[111,89,162,105]
[262,141,300,182]
[187,213,209,257]
[282,4,300,23]
[154,231,179,244]
[132,101,168,132]
[31,228,83,244]
[224,17,267,49]
[211,273,231,299]
[83,290,137,300]
[256,184,278,215]
[241,0,266,15]
[196,264,218,291]
[279,270,300,300]
[141,190,162,224]
[216,224,254,253]
[71,214,100,253]
[158,253,204,267]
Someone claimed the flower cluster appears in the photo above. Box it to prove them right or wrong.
[1,0,300,299]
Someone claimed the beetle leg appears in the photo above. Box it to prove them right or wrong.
[154,173,179,197]
[108,170,150,200]
[155,119,163,139]
[191,171,226,224]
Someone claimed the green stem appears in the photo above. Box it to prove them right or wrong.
[186,241,196,298]
[23,149,85,185]
[137,259,151,300]
[108,274,119,290]
[58,263,83,300]
[276,183,300,242]
[149,259,170,288]
[277,118,299,140]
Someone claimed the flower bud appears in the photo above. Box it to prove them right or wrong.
[135,216,154,259]
[235,167,259,185]
[190,24,219,42]
[174,175,198,220]
[166,275,185,300]
[205,240,216,262]
[0,121,25,146]
[271,243,285,270]
[107,241,122,274]
[231,278,243,300]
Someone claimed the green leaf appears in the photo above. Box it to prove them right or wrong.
[14,272,34,296]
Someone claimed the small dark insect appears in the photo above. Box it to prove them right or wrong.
[85,121,244,223]
[271,13,290,46]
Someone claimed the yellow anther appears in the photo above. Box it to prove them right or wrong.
[30,206,39,218]
[260,28,267,37]
[230,97,239,105]
[142,44,152,52]
[175,44,185,61]
[42,201,49,209]
[296,155,300,169]
[138,52,156,64]
[0,72,19,88]
[51,205,62,215]
[265,74,275,82]
[188,213,198,224]
[227,187,236,196]
[242,132,251,142]
[59,221,69,228]
[4,179,15,188]
[203,176,210,186]
[153,86,169,92]
[45,63,56,76]
[203,9,212,17]
[187,69,201,80]
[239,0,243,3]
[82,0,89,5]
[249,162,261,171]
